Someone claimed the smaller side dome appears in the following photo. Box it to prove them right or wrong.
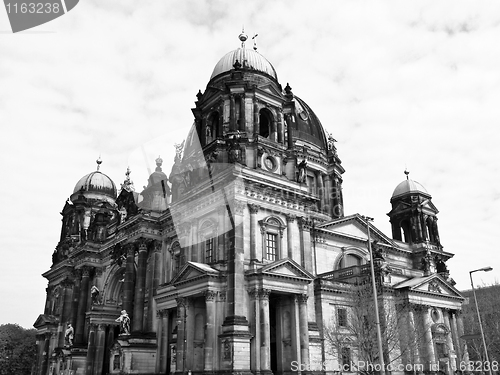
[291,96,328,150]
[391,177,429,200]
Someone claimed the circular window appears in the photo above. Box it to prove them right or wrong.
[431,308,440,323]
[264,156,276,172]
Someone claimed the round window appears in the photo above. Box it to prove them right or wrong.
[264,156,276,171]
[431,308,440,323]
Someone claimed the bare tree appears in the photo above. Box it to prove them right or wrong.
[324,284,429,375]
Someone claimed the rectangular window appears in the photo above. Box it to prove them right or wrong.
[307,175,316,195]
[205,238,214,263]
[435,342,447,359]
[338,308,347,327]
[266,233,277,261]
[341,347,351,368]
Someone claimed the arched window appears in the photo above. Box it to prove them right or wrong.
[343,254,362,268]
[199,220,218,264]
[206,111,219,145]
[335,248,367,270]
[400,219,412,243]
[170,241,184,278]
[259,109,273,138]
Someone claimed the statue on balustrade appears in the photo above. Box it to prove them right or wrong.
[65,323,74,347]
[115,310,130,335]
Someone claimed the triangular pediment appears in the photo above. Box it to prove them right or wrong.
[318,214,394,246]
[394,274,463,298]
[171,261,220,285]
[257,83,283,98]
[33,314,58,329]
[249,258,313,282]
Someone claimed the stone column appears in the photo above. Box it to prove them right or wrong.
[240,93,246,132]
[104,327,115,375]
[70,270,81,330]
[93,324,106,375]
[249,289,261,372]
[157,310,169,373]
[406,307,422,366]
[218,205,227,262]
[423,307,436,370]
[249,204,259,262]
[122,243,136,321]
[44,286,52,315]
[277,110,283,144]
[191,219,199,262]
[259,288,271,372]
[456,311,469,363]
[443,311,456,372]
[133,239,148,332]
[230,94,236,132]
[253,101,260,138]
[75,266,92,345]
[185,298,195,370]
[298,217,312,270]
[204,290,217,371]
[59,278,73,346]
[450,311,463,364]
[292,295,301,366]
[40,333,51,375]
[316,172,325,210]
[176,298,188,372]
[298,294,310,368]
[224,200,248,319]
[147,241,162,332]
[86,323,97,375]
[286,214,295,259]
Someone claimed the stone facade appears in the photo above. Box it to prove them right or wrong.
[34,34,467,375]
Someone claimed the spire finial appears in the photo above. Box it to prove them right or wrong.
[96,156,102,171]
[404,169,410,180]
[121,167,134,192]
[155,155,163,172]
[238,27,248,48]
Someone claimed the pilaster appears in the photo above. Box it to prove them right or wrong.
[132,239,148,332]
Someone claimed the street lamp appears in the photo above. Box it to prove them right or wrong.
[469,266,493,375]
[362,216,385,374]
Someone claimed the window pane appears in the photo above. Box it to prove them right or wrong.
[266,233,277,261]
[344,254,361,267]
[205,238,214,263]
[338,308,347,327]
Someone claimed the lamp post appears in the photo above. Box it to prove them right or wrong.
[469,266,493,375]
[362,216,385,374]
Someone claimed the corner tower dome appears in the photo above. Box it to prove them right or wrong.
[391,175,430,200]
[70,158,117,204]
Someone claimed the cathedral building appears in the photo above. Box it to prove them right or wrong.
[34,33,468,375]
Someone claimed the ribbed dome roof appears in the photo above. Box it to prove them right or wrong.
[392,178,429,199]
[210,48,277,80]
[73,171,117,200]
[291,96,328,150]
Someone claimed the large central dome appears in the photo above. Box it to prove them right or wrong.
[210,48,278,81]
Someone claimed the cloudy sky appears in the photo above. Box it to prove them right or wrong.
[1,0,499,328]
